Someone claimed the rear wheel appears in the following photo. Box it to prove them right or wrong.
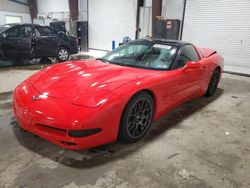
[206,68,220,97]
[56,47,69,62]
[119,92,154,143]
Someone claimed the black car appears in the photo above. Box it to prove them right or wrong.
[0,24,18,33]
[0,24,78,62]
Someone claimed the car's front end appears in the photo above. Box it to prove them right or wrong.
[12,59,158,150]
[13,79,120,150]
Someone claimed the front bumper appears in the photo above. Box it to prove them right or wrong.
[13,81,118,150]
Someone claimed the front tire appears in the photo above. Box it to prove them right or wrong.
[206,68,220,97]
[56,47,69,62]
[39,57,52,64]
[119,92,154,143]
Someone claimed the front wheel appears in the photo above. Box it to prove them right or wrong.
[56,47,69,62]
[119,92,154,143]
[39,57,52,64]
[205,68,220,97]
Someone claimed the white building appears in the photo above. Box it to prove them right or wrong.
[0,0,31,25]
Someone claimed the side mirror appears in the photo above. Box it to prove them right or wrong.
[184,61,201,69]
[58,31,65,37]
[2,33,7,38]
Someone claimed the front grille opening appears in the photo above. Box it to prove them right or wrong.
[68,128,101,138]
[35,124,67,136]
[61,141,77,146]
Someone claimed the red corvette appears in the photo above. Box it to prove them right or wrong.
[13,39,224,150]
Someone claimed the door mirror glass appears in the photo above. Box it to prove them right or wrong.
[2,33,7,38]
[58,31,65,37]
[185,61,201,69]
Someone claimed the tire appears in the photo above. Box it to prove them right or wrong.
[119,92,154,143]
[39,57,52,64]
[56,47,69,62]
[205,68,220,97]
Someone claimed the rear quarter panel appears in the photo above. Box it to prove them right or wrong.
[201,48,224,92]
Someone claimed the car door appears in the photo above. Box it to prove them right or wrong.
[3,25,34,59]
[170,44,203,102]
[35,26,59,57]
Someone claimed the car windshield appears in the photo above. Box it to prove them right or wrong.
[0,26,8,33]
[101,41,178,70]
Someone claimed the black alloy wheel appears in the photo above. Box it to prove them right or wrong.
[119,92,154,143]
[206,68,220,96]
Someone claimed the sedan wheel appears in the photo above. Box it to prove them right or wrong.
[39,57,53,64]
[56,47,69,62]
[119,92,154,143]
[206,68,220,96]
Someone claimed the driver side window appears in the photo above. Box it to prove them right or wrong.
[7,27,19,38]
[175,45,199,69]
[7,26,33,38]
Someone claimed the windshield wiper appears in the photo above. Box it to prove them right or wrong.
[96,58,110,63]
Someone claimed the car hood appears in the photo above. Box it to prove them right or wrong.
[27,59,158,101]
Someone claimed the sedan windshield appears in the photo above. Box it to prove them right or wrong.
[101,41,178,70]
[0,26,7,33]
[0,25,13,34]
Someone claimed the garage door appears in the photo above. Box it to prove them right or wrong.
[88,0,137,51]
[182,0,250,74]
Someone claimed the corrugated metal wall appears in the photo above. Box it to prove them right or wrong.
[161,0,184,20]
[89,0,137,51]
[37,0,69,14]
[0,0,30,25]
[183,0,250,73]
[78,0,88,21]
[138,7,152,39]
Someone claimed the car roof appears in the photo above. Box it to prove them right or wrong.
[135,38,192,47]
[7,23,52,28]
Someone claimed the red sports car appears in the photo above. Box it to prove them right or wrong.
[13,39,224,150]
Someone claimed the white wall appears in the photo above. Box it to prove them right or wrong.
[0,0,30,25]
[89,0,137,51]
[0,11,31,25]
[162,0,184,20]
[37,0,69,13]
[138,0,151,39]
[78,0,88,21]
[182,0,250,73]
[0,0,29,13]
[144,0,152,7]
[37,0,88,20]
[139,7,152,38]
[78,0,88,12]
[36,0,70,27]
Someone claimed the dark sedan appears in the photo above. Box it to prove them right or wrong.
[0,24,78,62]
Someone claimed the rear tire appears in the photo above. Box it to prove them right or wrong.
[56,47,69,62]
[205,68,220,97]
[119,92,154,143]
